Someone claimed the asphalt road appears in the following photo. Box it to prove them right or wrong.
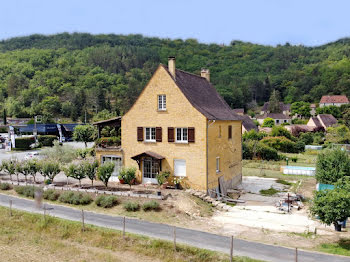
[0,194,349,262]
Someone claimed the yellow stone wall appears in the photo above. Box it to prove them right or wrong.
[207,120,242,190]
[95,149,123,164]
[121,66,208,190]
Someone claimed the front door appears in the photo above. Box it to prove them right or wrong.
[142,157,159,184]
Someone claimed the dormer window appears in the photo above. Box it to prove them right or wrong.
[158,95,166,111]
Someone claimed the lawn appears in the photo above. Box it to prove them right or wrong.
[0,206,263,262]
[317,239,350,257]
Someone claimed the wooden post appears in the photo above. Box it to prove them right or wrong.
[230,236,233,262]
[295,247,298,262]
[9,200,12,217]
[81,209,85,232]
[173,226,176,252]
[123,216,126,239]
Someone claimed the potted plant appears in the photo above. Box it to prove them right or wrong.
[172,176,184,189]
[156,171,170,195]
[118,175,125,184]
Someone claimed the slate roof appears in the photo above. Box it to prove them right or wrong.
[320,95,349,104]
[310,117,321,127]
[241,115,258,131]
[318,114,337,127]
[162,65,241,121]
[261,102,291,112]
[131,151,165,161]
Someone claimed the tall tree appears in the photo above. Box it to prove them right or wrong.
[268,90,281,113]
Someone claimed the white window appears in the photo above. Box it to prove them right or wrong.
[102,156,122,177]
[158,95,166,110]
[216,157,220,173]
[176,128,188,143]
[145,127,156,142]
[174,159,186,176]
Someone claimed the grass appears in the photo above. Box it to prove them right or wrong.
[0,206,263,262]
[317,239,350,257]
[287,231,316,239]
[276,179,293,186]
[259,187,279,196]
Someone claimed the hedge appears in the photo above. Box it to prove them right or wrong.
[243,140,280,161]
[261,136,305,153]
[38,135,57,147]
[15,137,35,150]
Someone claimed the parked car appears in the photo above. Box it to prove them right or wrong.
[24,152,40,160]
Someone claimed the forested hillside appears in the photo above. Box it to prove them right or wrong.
[1,33,350,122]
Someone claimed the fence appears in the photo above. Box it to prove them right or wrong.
[4,198,302,262]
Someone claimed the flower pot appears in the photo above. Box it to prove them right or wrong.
[161,183,168,189]
[157,191,162,196]
[119,179,125,184]
[175,183,181,190]
[334,222,342,232]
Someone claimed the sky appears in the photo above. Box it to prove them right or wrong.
[1,0,350,46]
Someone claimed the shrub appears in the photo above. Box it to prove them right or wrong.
[271,126,295,141]
[38,135,57,147]
[262,117,275,128]
[291,156,298,163]
[123,201,140,212]
[142,200,160,211]
[43,189,60,201]
[242,129,267,141]
[14,185,35,198]
[41,141,76,163]
[0,183,11,190]
[156,171,170,187]
[58,191,93,205]
[243,140,280,161]
[119,166,137,189]
[298,132,314,145]
[261,136,304,153]
[15,137,35,150]
[95,195,119,208]
[260,187,279,196]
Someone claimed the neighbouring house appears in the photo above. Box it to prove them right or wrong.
[256,113,291,126]
[96,57,243,192]
[260,102,291,115]
[319,95,349,107]
[307,114,337,129]
[240,115,258,133]
[232,108,244,115]
[285,125,325,137]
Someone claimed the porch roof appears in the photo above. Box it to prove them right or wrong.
[131,151,165,161]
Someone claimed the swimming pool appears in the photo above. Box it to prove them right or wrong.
[281,166,316,176]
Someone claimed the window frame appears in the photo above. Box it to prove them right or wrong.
[175,127,188,143]
[144,127,156,142]
[216,157,220,173]
[158,95,166,111]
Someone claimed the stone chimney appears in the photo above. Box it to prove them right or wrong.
[201,68,210,82]
[168,56,176,79]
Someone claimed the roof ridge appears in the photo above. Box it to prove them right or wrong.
[161,64,207,80]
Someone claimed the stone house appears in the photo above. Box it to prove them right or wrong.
[96,57,242,192]
[256,113,291,125]
[319,95,349,107]
[307,114,337,129]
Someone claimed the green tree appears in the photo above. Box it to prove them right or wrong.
[119,167,136,190]
[268,90,281,113]
[81,160,99,186]
[97,162,115,188]
[27,159,40,183]
[291,102,311,118]
[310,180,350,230]
[1,160,16,181]
[271,126,294,140]
[41,161,61,183]
[73,125,95,147]
[15,161,31,185]
[316,106,341,119]
[316,148,350,184]
[262,117,275,128]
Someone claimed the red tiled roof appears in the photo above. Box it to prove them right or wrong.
[320,95,349,104]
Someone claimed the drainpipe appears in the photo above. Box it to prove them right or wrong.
[206,119,215,195]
